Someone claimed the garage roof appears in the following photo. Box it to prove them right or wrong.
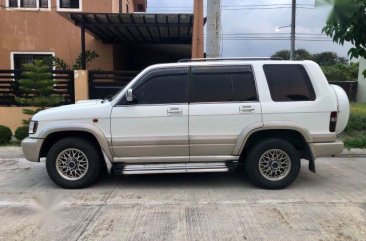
[64,13,194,44]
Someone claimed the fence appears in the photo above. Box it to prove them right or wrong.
[89,70,139,99]
[329,81,358,102]
[0,69,75,106]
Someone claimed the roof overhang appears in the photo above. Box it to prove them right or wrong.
[61,12,194,44]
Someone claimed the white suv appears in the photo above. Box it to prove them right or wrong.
[21,58,350,189]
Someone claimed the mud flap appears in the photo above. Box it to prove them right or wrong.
[308,159,316,173]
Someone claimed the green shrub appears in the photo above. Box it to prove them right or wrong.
[0,125,12,145]
[15,126,29,141]
[321,63,359,82]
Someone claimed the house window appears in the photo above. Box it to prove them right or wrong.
[137,4,144,12]
[39,0,48,8]
[9,0,18,7]
[7,0,49,9]
[126,2,129,13]
[57,0,82,11]
[60,0,79,8]
[11,53,54,70]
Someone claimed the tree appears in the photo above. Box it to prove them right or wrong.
[321,62,359,81]
[272,50,290,60]
[272,49,358,81]
[272,49,312,60]
[16,60,63,125]
[323,0,366,75]
[313,52,348,66]
[295,49,313,60]
[46,50,99,70]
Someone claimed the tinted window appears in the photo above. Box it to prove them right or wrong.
[191,66,257,103]
[232,73,258,102]
[128,70,189,105]
[263,64,316,102]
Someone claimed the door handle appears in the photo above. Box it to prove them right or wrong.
[239,105,255,113]
[167,107,183,115]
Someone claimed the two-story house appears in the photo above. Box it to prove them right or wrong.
[0,0,151,71]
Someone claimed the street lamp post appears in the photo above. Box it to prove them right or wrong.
[290,0,296,60]
[275,0,296,60]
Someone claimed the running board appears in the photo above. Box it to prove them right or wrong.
[113,161,237,175]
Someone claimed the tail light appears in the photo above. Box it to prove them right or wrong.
[329,111,338,132]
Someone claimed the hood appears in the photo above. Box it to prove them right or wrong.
[32,100,112,121]
[75,99,103,105]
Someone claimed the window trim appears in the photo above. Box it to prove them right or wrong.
[10,51,55,70]
[263,64,316,102]
[126,1,129,13]
[189,65,259,104]
[116,67,190,106]
[6,0,51,11]
[56,0,82,12]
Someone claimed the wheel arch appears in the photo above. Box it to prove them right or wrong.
[38,123,113,172]
[234,121,315,172]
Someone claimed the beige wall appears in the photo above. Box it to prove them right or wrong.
[112,0,135,13]
[0,0,125,70]
[0,107,37,132]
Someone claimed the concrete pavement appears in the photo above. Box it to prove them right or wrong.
[0,147,366,240]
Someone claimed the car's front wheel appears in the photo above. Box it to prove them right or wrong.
[46,137,101,189]
[245,138,301,189]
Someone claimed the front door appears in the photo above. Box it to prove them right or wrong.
[188,65,262,161]
[111,67,190,163]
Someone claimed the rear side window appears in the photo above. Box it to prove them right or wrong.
[191,66,257,103]
[263,64,316,102]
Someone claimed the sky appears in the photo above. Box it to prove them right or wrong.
[146,0,353,58]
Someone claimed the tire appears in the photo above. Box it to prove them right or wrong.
[245,138,301,189]
[46,137,101,189]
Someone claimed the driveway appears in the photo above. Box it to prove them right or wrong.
[0,147,366,241]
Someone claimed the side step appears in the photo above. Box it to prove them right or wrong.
[113,161,237,175]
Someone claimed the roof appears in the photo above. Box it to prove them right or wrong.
[63,12,194,44]
[142,60,313,71]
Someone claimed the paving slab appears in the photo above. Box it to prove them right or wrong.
[0,151,366,240]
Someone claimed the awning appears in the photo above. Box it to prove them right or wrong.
[63,13,194,44]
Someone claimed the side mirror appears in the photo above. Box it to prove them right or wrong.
[126,88,133,102]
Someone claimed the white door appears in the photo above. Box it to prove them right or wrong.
[189,65,262,160]
[111,67,190,163]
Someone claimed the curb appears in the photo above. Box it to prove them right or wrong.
[336,149,366,158]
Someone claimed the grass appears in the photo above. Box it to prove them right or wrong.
[340,103,366,149]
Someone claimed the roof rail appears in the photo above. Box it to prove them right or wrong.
[178,57,283,63]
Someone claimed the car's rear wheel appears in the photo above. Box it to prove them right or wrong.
[245,138,300,189]
[46,137,101,189]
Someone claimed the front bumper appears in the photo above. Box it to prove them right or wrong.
[21,137,44,162]
[310,141,344,158]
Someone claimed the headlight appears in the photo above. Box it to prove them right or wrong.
[29,121,38,134]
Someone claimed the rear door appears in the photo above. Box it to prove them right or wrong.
[188,65,262,160]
